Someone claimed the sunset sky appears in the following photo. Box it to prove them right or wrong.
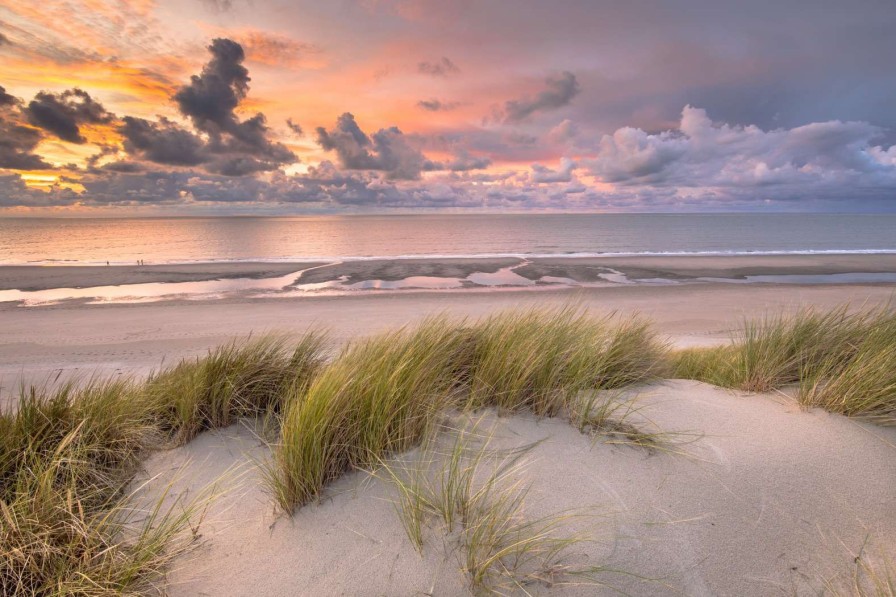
[1,0,895,213]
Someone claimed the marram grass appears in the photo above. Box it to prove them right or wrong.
[265,317,471,510]
[144,333,327,444]
[0,332,326,596]
[266,307,668,511]
[376,422,614,595]
[671,305,896,424]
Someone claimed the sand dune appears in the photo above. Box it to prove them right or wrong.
[136,380,896,596]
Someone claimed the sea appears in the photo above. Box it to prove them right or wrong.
[2,213,896,265]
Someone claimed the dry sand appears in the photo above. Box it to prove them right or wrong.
[136,381,896,596]
[2,281,896,404]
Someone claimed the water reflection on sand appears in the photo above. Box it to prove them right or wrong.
[4,261,896,307]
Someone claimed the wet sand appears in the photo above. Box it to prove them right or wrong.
[0,262,323,292]
[4,254,896,292]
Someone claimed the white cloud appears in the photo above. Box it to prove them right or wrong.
[586,106,896,201]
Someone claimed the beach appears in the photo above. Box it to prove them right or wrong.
[2,254,895,595]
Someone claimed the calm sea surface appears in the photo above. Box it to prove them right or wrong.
[1,213,895,265]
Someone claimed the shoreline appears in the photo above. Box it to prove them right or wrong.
[2,253,896,296]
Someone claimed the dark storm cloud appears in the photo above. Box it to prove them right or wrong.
[173,39,294,164]
[0,86,52,170]
[174,38,249,135]
[119,38,295,175]
[286,118,304,136]
[315,112,430,180]
[417,98,461,112]
[25,89,113,143]
[504,71,580,123]
[0,85,17,106]
[417,57,459,77]
[120,116,206,166]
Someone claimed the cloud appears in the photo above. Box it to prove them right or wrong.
[286,118,303,136]
[531,157,576,183]
[417,98,461,112]
[25,89,113,143]
[586,106,896,200]
[0,87,53,170]
[547,119,577,144]
[120,116,207,166]
[442,149,492,172]
[504,71,580,123]
[418,57,460,76]
[0,172,80,207]
[0,32,9,46]
[238,31,321,67]
[0,85,17,106]
[315,112,430,180]
[174,38,250,135]
[118,38,295,175]
[199,0,235,12]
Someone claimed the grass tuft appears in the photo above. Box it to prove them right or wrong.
[266,308,667,511]
[1,332,326,595]
[145,333,327,444]
[465,307,665,415]
[265,318,470,510]
[0,413,202,596]
[377,421,610,595]
[671,305,896,424]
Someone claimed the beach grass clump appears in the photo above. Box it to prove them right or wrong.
[1,332,326,595]
[266,318,471,510]
[378,423,607,595]
[0,383,198,596]
[145,334,327,444]
[267,308,667,511]
[465,308,666,415]
[671,305,896,424]
[799,309,896,425]
[671,306,863,392]
[0,436,199,596]
[0,380,156,509]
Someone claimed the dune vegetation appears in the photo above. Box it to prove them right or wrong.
[1,304,894,595]
[672,304,896,425]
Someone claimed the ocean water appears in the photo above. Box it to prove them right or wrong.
[1,213,895,265]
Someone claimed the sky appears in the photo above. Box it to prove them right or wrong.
[1,0,895,214]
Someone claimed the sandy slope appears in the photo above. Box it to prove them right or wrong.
[135,381,896,596]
